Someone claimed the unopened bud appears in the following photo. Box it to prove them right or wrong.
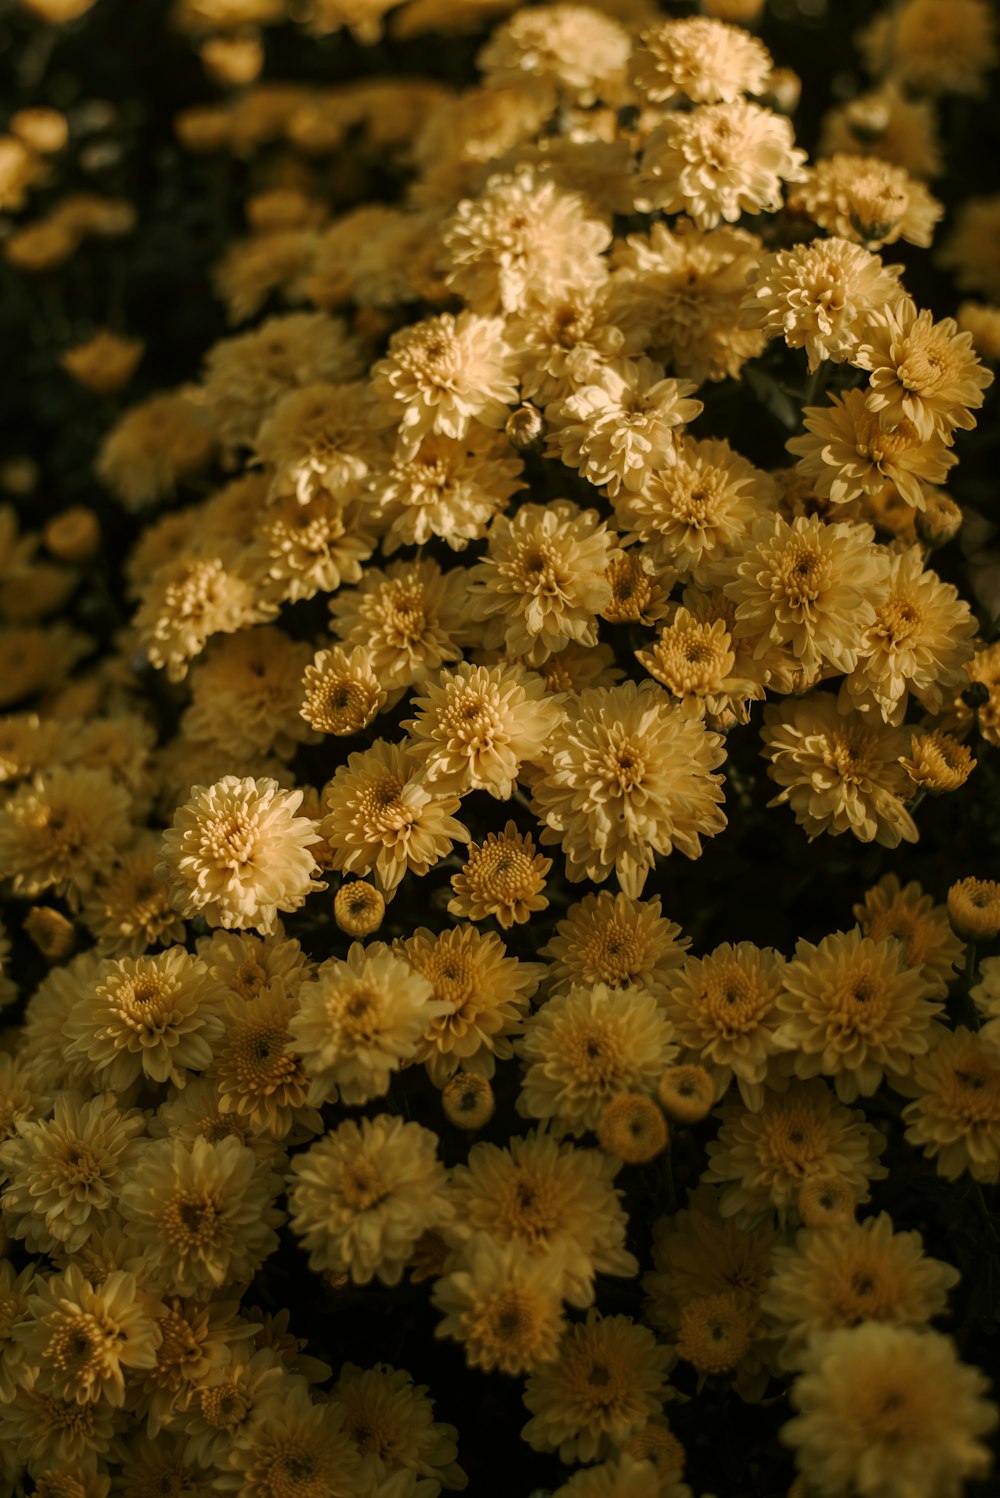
[505,403,545,454]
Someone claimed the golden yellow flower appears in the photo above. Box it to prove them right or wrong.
[333,1361,465,1495]
[431,1231,567,1377]
[132,549,267,681]
[216,1381,363,1498]
[328,557,467,693]
[947,878,1000,941]
[853,874,964,996]
[60,330,144,395]
[788,154,943,250]
[0,766,132,906]
[818,83,942,180]
[209,979,321,1142]
[333,879,385,936]
[541,890,688,997]
[449,821,551,928]
[677,1290,757,1376]
[657,1064,715,1124]
[856,298,993,439]
[299,644,386,736]
[184,625,317,761]
[248,489,376,610]
[956,300,1000,362]
[96,389,215,510]
[596,1094,668,1165]
[374,428,525,553]
[476,5,631,106]
[442,1072,496,1130]
[371,310,519,449]
[80,832,187,956]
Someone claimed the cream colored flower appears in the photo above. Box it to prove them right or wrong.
[857,0,998,97]
[97,388,215,510]
[80,832,187,956]
[158,776,324,934]
[321,739,467,894]
[762,693,918,848]
[372,428,525,553]
[635,608,746,719]
[133,550,269,681]
[742,238,903,372]
[0,765,132,906]
[476,6,631,106]
[506,283,625,406]
[328,557,468,693]
[532,679,725,897]
[782,1323,996,1498]
[632,16,772,104]
[288,1114,451,1285]
[405,661,565,801]
[517,982,677,1137]
[431,1231,567,1377]
[776,930,943,1102]
[897,1026,1000,1185]
[639,99,806,229]
[469,500,618,665]
[290,941,449,1107]
[248,486,376,607]
[818,81,943,179]
[183,626,317,761]
[119,1135,283,1295]
[175,1343,287,1472]
[300,645,386,736]
[856,298,993,439]
[788,154,943,250]
[444,166,612,315]
[958,298,1000,361]
[541,890,689,997]
[449,821,551,929]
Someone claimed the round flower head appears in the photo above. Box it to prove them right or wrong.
[781,1323,996,1498]
[432,1231,567,1378]
[469,500,618,666]
[183,625,317,762]
[97,387,214,509]
[776,930,943,1102]
[444,166,612,315]
[404,661,566,801]
[373,428,525,554]
[742,238,903,372]
[853,874,964,996]
[476,6,631,106]
[290,941,448,1107]
[0,766,133,906]
[657,1064,715,1124]
[938,193,1000,301]
[858,0,998,97]
[174,1343,287,1473]
[761,1212,960,1367]
[217,1380,363,1498]
[333,1361,465,1495]
[632,16,772,105]
[0,1365,120,1475]
[132,549,266,682]
[898,1025,1000,1184]
[300,644,386,736]
[118,1135,283,1295]
[541,890,689,997]
[947,877,1000,941]
[321,738,467,894]
[333,879,385,936]
[762,693,918,849]
[635,608,743,717]
[448,822,551,929]
[957,300,1000,360]
[855,298,993,439]
[639,99,807,229]
[197,923,313,1002]
[597,1094,668,1165]
[248,485,376,607]
[0,1091,146,1254]
[370,310,519,452]
[288,1114,451,1285]
[327,557,467,694]
[788,154,943,250]
[517,982,678,1137]
[158,776,325,934]
[396,924,542,1085]
[676,1290,757,1376]
[209,979,321,1143]
[80,832,187,956]
[521,1309,674,1464]
[531,680,727,898]
[63,947,225,1091]
[442,1072,495,1130]
[703,1080,888,1227]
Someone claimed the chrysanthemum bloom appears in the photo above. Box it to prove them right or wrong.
[328,557,468,693]
[63,947,225,1091]
[0,765,132,906]
[432,1231,567,1378]
[517,982,678,1137]
[761,1212,960,1368]
[254,378,385,506]
[0,1091,145,1254]
[442,1072,495,1130]
[79,833,187,956]
[742,238,903,372]
[299,645,386,736]
[854,874,964,996]
[197,923,313,1002]
[449,822,551,929]
[639,99,806,229]
[443,166,612,316]
[290,941,448,1107]
[132,551,267,681]
[601,553,671,629]
[657,1064,716,1124]
[635,608,746,719]
[841,547,976,724]
[609,219,766,385]
[405,661,565,801]
[333,880,385,936]
[676,1290,758,1376]
[247,486,376,607]
[938,193,1000,301]
[725,513,888,678]
[542,891,689,998]
[614,436,776,585]
[321,739,467,893]
[151,1078,285,1170]
[132,1292,249,1438]
[632,16,771,104]
[14,1265,161,1407]
[532,680,726,897]
[183,626,317,761]
[644,1184,776,1334]
[781,1323,997,1498]
[476,5,631,105]
[597,1094,668,1165]
[288,1114,451,1285]
[0,1258,38,1403]
[370,311,519,451]
[796,1175,858,1230]
[396,924,542,1084]
[18,1467,112,1498]
[217,1381,363,1498]
[858,0,998,97]
[661,942,786,1110]
[158,776,324,934]
[0,1366,120,1476]
[903,729,976,795]
[373,428,525,553]
[521,1309,673,1463]
[776,930,943,1102]
[447,1130,637,1309]
[172,1343,287,1472]
[855,299,993,439]
[947,877,1000,941]
[787,154,943,250]
[818,81,943,179]
[548,1453,670,1498]
[957,300,1000,360]
[547,359,702,497]
[506,285,625,408]
[762,693,918,848]
[897,1026,1000,1184]
[469,500,618,665]
[209,980,321,1143]
[334,1362,465,1495]
[119,1135,283,1296]
[96,388,215,509]
[61,329,143,394]
[704,1080,888,1226]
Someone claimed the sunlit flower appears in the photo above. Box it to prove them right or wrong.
[373,428,525,553]
[328,557,468,693]
[788,154,943,250]
[300,644,386,736]
[449,822,551,928]
[632,16,772,104]
[476,5,631,106]
[856,298,993,439]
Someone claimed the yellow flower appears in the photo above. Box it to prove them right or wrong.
[631,16,772,105]
[431,1231,567,1377]
[857,0,998,97]
[216,1381,363,1498]
[946,877,1000,941]
[449,821,551,928]
[333,1362,465,1495]
[300,644,386,736]
[541,890,689,996]
[0,766,132,906]
[476,6,631,106]
[856,298,993,439]
[897,1026,1000,1184]
[328,557,468,693]
[788,154,943,250]
[853,874,964,996]
[209,979,321,1142]
[60,330,144,394]
[818,83,943,180]
[371,310,519,449]
[373,428,525,553]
